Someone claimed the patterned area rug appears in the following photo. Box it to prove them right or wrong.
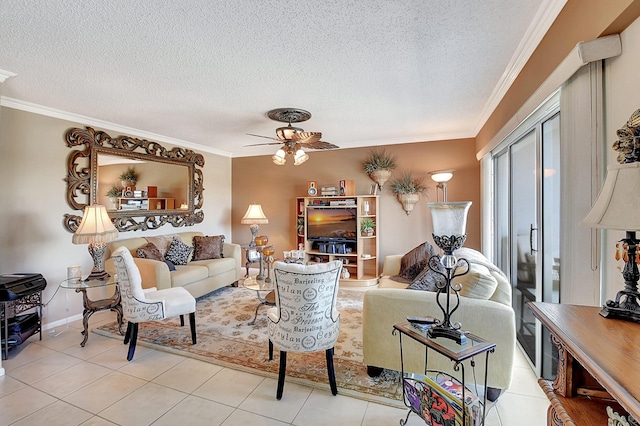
[94,285,404,406]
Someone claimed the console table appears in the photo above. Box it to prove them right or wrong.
[529,302,640,425]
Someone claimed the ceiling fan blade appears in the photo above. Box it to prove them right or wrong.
[301,140,339,150]
[291,131,322,143]
[246,133,282,141]
[244,142,284,147]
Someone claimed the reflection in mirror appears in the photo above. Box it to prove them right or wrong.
[97,154,189,212]
[63,127,204,233]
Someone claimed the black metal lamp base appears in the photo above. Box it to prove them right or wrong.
[601,231,640,324]
[600,295,640,323]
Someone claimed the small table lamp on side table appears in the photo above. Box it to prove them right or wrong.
[241,204,268,248]
[72,205,119,281]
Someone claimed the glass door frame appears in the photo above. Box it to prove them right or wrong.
[489,93,560,377]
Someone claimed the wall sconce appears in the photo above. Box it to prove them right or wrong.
[430,170,455,202]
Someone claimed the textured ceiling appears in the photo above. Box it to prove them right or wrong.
[0,0,563,157]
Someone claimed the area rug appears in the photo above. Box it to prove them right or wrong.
[94,285,404,407]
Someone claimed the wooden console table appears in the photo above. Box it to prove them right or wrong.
[529,302,640,425]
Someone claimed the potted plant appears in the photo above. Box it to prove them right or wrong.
[390,172,426,215]
[105,185,122,209]
[360,218,376,237]
[119,167,139,188]
[362,149,397,189]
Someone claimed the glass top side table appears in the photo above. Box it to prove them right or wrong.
[393,322,496,426]
[60,277,124,346]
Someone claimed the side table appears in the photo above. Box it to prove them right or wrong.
[60,278,124,346]
[243,277,275,325]
[393,322,495,426]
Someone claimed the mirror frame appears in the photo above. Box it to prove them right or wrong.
[63,126,204,233]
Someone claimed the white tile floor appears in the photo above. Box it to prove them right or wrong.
[0,311,549,425]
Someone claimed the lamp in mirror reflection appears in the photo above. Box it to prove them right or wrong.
[72,204,119,281]
[241,204,269,247]
[426,201,472,344]
[430,170,455,202]
[582,162,640,323]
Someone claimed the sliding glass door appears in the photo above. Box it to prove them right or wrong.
[493,109,560,378]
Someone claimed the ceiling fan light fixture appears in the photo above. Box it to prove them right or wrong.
[276,124,303,140]
[294,148,309,166]
[272,148,286,165]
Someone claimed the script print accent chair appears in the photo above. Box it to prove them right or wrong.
[267,260,342,400]
[111,246,197,361]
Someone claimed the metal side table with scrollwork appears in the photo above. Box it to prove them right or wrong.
[60,278,124,346]
[393,322,495,426]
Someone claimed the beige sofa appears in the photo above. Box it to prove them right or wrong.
[362,248,516,394]
[105,231,242,298]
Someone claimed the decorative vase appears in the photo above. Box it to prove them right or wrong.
[369,169,392,189]
[397,192,420,215]
[362,228,374,237]
[341,268,350,279]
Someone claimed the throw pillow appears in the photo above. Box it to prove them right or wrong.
[136,242,164,261]
[395,242,438,281]
[165,236,193,266]
[137,242,177,271]
[144,235,174,257]
[192,235,225,261]
[407,256,446,291]
[457,263,498,299]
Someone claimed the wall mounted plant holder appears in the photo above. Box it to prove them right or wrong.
[397,192,420,215]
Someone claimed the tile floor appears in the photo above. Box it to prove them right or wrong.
[0,311,549,425]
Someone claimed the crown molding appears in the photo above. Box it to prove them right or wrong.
[0,69,17,83]
[472,0,568,135]
[0,96,232,157]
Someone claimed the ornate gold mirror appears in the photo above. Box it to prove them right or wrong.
[63,127,204,232]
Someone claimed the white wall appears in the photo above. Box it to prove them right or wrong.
[0,107,233,329]
[602,17,640,303]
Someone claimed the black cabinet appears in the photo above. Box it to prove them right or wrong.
[1,290,43,360]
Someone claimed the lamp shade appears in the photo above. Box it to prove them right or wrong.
[430,171,454,183]
[72,205,118,244]
[428,202,472,236]
[241,204,269,224]
[582,162,640,230]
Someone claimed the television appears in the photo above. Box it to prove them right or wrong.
[306,207,358,242]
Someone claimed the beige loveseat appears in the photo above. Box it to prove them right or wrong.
[105,231,242,298]
[362,247,516,394]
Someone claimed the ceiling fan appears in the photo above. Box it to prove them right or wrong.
[246,108,339,165]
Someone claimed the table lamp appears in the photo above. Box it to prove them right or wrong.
[72,205,119,281]
[426,201,472,343]
[241,204,269,247]
[582,162,640,323]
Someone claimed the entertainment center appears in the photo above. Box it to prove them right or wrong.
[296,195,379,286]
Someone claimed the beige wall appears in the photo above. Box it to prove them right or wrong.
[0,107,232,326]
[232,138,480,266]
